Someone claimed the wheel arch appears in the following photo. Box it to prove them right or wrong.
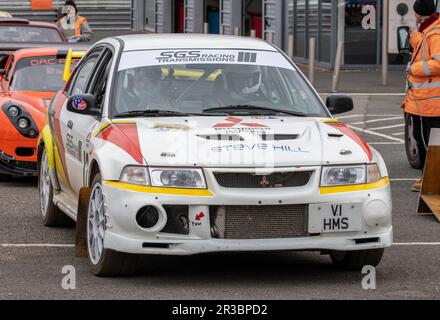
[38,125,60,191]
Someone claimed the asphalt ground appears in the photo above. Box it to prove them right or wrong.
[0,95,439,300]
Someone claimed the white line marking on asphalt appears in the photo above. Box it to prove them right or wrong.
[394,242,440,246]
[1,243,439,247]
[349,116,404,125]
[0,244,74,248]
[392,132,405,136]
[348,124,405,142]
[368,124,405,131]
[369,142,404,145]
[337,114,403,120]
[320,93,405,96]
[337,114,364,119]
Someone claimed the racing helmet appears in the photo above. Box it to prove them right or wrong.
[134,66,163,82]
[223,64,262,96]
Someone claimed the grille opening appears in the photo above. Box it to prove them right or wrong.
[142,243,170,249]
[210,205,308,239]
[15,147,34,157]
[355,237,380,244]
[214,171,313,188]
[161,206,189,235]
[261,134,300,141]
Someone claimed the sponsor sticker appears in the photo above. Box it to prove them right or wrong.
[118,49,295,71]
[71,97,87,111]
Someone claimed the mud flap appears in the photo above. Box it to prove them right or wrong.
[76,187,91,258]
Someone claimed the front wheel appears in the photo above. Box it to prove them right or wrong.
[87,172,138,277]
[39,148,73,227]
[330,248,384,270]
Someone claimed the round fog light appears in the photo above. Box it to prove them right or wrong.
[8,106,20,117]
[18,117,30,129]
[364,200,391,227]
[136,206,160,229]
[28,129,37,137]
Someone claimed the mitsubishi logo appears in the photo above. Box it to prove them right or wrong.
[259,175,271,188]
[213,116,268,128]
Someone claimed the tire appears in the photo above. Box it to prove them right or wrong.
[39,148,73,227]
[330,248,384,270]
[404,113,424,169]
[87,172,138,277]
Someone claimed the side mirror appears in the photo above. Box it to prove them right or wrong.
[67,94,100,116]
[326,94,354,115]
[397,26,411,55]
[0,69,5,77]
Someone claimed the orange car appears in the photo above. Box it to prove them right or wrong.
[0,47,81,180]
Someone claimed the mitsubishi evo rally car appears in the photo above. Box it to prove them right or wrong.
[38,35,393,276]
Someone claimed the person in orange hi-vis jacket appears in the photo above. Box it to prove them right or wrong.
[56,0,92,42]
[403,0,440,192]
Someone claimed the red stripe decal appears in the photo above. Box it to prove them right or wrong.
[327,123,373,161]
[97,124,143,165]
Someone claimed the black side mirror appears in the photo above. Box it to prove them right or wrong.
[397,26,411,55]
[326,94,354,115]
[67,94,100,116]
[0,69,5,77]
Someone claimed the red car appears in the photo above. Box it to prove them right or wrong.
[0,46,82,180]
[0,18,66,70]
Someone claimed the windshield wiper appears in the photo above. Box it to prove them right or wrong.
[203,105,307,117]
[114,109,193,118]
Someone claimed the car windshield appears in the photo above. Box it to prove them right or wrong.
[113,49,328,118]
[0,25,62,42]
[10,56,73,92]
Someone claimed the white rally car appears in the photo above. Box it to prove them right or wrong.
[38,34,392,276]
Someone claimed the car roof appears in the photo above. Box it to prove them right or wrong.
[114,34,277,52]
[12,47,80,60]
[0,18,58,29]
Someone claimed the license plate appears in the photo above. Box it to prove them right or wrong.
[308,203,362,233]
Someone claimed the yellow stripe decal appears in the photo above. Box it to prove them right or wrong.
[94,122,112,136]
[111,120,137,125]
[321,118,341,124]
[320,177,390,194]
[104,181,214,197]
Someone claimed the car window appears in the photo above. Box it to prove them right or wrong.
[69,55,99,96]
[88,49,113,109]
[112,49,327,117]
[0,25,62,42]
[9,56,78,92]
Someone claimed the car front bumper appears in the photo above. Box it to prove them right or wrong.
[0,150,37,176]
[100,167,393,255]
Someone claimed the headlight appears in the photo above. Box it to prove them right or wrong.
[8,106,20,117]
[120,166,150,185]
[150,168,206,189]
[17,117,30,129]
[321,164,381,187]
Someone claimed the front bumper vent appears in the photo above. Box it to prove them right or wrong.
[214,171,313,188]
[210,205,308,239]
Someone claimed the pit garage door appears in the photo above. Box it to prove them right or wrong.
[0,0,133,30]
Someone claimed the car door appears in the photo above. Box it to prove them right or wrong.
[58,47,105,196]
[74,48,114,191]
